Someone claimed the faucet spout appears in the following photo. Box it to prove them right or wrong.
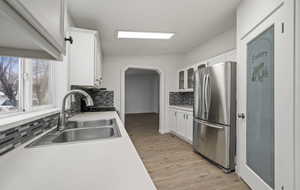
[59,89,94,131]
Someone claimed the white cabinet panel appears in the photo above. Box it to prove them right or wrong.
[17,0,65,52]
[178,70,185,90]
[177,67,195,91]
[0,0,65,60]
[187,67,194,90]
[168,109,177,132]
[69,27,102,87]
[177,111,186,137]
[186,112,193,142]
[168,108,193,144]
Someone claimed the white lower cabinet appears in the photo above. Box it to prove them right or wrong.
[185,112,193,142]
[168,108,193,143]
[168,109,177,132]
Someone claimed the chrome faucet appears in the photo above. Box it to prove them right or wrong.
[59,90,94,131]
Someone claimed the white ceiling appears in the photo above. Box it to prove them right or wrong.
[68,0,240,56]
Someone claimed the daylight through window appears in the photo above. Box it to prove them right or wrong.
[0,56,54,115]
[0,57,20,113]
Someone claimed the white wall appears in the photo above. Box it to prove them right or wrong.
[184,27,236,67]
[237,0,283,39]
[296,1,300,189]
[102,54,184,133]
[102,55,184,111]
[125,73,159,114]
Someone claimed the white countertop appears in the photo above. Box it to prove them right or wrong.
[0,112,156,190]
[168,105,193,112]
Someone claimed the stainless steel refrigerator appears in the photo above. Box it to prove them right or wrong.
[193,61,236,172]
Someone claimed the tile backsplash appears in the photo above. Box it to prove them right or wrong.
[0,113,59,156]
[71,85,114,112]
[169,92,194,106]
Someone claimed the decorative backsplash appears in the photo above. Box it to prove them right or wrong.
[0,113,59,156]
[169,92,194,106]
[71,86,114,112]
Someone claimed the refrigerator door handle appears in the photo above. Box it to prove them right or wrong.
[203,74,206,115]
[206,74,211,114]
[194,119,225,129]
[204,74,209,117]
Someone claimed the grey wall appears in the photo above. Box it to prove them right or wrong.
[184,27,236,67]
[125,73,159,114]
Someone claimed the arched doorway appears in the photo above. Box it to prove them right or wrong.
[120,66,166,134]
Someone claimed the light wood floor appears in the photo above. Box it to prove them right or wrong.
[125,113,250,190]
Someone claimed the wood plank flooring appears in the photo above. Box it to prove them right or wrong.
[125,113,251,190]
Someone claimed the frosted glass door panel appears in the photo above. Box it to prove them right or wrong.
[179,71,185,89]
[246,26,274,188]
[187,68,194,89]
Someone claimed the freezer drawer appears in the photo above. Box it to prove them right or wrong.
[193,119,233,170]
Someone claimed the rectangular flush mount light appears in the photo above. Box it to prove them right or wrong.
[117,31,174,40]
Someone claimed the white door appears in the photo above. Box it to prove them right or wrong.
[237,4,294,190]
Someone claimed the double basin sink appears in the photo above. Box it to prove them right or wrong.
[26,119,121,148]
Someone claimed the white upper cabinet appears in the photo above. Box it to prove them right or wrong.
[177,66,195,91]
[178,70,185,90]
[0,0,65,60]
[16,0,65,52]
[186,67,194,90]
[69,27,102,87]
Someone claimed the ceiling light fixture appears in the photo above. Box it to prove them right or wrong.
[117,31,174,40]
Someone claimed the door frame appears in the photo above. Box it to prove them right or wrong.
[295,0,300,189]
[120,65,166,134]
[236,1,295,189]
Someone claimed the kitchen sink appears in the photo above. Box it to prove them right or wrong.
[66,119,114,129]
[26,119,121,148]
[53,127,118,143]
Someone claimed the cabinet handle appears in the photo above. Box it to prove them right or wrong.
[64,36,73,44]
[238,113,245,119]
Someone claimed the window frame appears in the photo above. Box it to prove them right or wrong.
[0,57,56,118]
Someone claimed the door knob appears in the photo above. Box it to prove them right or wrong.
[238,113,245,119]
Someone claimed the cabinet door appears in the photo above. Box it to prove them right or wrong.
[69,29,95,86]
[12,0,65,53]
[185,112,193,142]
[177,112,186,137]
[94,36,102,86]
[197,62,206,70]
[178,70,185,90]
[0,1,63,60]
[187,67,194,89]
[168,110,177,132]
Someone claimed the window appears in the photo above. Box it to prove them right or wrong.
[0,56,54,116]
[31,60,51,107]
[0,57,21,113]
